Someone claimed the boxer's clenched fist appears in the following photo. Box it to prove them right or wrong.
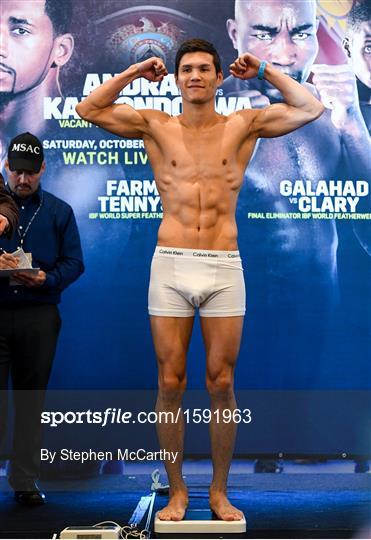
[136,57,168,82]
[230,53,261,80]
[311,64,360,129]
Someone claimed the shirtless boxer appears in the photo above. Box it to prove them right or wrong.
[76,39,323,521]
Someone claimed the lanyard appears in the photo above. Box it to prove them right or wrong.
[17,192,44,247]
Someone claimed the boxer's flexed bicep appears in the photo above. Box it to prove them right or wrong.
[231,54,323,137]
[248,102,319,138]
[84,103,152,139]
[76,57,168,138]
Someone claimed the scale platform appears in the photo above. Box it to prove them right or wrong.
[154,509,246,536]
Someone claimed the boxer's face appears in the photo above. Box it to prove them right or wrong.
[347,21,371,89]
[5,161,45,198]
[0,0,63,95]
[228,0,319,84]
[176,52,223,104]
[0,0,54,94]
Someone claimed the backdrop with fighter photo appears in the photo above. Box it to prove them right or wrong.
[1,0,370,454]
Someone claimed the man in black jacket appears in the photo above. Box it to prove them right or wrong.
[0,133,84,505]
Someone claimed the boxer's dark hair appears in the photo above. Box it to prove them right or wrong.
[346,0,371,32]
[45,0,73,36]
[175,39,222,75]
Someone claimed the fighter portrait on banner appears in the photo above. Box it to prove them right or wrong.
[222,0,370,386]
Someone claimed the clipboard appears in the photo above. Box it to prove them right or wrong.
[0,267,40,278]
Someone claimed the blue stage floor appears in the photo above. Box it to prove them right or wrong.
[0,460,370,539]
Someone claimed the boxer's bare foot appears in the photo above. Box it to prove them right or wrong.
[158,489,188,521]
[209,489,243,521]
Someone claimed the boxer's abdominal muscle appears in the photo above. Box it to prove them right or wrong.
[143,114,257,250]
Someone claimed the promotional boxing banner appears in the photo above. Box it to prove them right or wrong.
[0,0,370,455]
